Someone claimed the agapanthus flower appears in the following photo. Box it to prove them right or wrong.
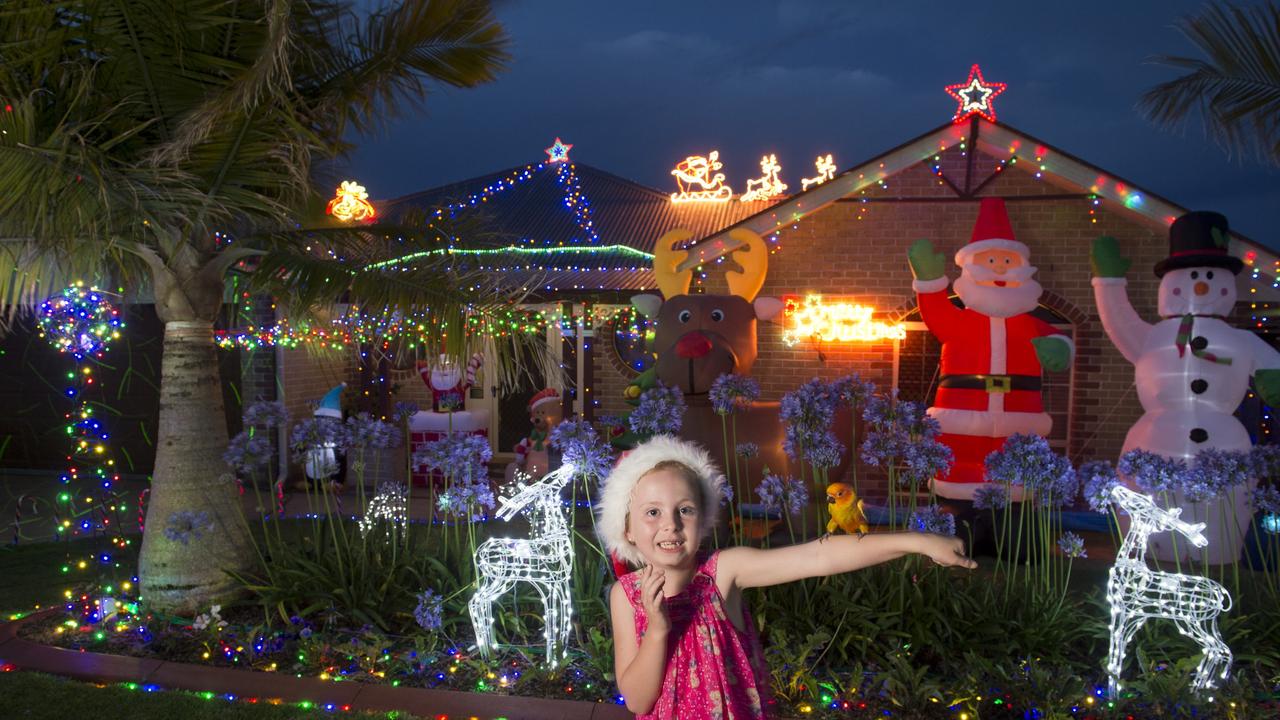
[985,434,1075,505]
[756,474,808,516]
[735,442,759,459]
[437,391,464,412]
[290,417,347,456]
[343,413,402,452]
[781,379,842,463]
[831,373,876,409]
[629,383,685,436]
[413,589,444,631]
[243,401,289,430]
[1250,484,1280,515]
[436,479,496,521]
[709,373,760,415]
[551,418,614,479]
[718,481,734,508]
[899,439,953,487]
[392,401,420,424]
[1250,444,1280,481]
[164,510,214,545]
[1118,450,1186,494]
[908,504,956,536]
[1079,460,1120,513]
[972,484,1009,510]
[224,430,273,475]
[1182,449,1252,502]
[414,434,492,484]
[1057,531,1087,559]
[803,433,845,469]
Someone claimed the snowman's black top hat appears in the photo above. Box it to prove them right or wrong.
[1154,211,1244,278]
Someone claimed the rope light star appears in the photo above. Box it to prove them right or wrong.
[545,137,573,163]
[945,64,1007,123]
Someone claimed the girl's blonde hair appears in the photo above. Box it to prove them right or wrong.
[596,435,726,568]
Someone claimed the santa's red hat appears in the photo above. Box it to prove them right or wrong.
[528,388,561,412]
[954,198,1030,266]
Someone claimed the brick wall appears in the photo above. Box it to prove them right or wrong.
[591,144,1189,499]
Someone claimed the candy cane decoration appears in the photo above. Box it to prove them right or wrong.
[137,488,150,533]
[465,352,484,387]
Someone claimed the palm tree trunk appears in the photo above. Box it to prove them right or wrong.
[137,320,252,614]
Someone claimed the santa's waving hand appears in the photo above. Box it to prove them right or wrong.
[908,198,1074,499]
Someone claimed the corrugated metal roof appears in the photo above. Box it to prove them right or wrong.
[376,162,778,294]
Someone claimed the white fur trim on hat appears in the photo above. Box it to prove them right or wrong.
[596,435,726,568]
[954,238,1029,267]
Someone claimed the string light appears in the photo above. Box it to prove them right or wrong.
[358,481,409,538]
[669,150,733,203]
[800,153,836,190]
[944,63,1007,123]
[1106,485,1232,699]
[470,464,576,666]
[740,154,787,202]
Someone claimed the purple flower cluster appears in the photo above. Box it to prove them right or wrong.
[735,442,759,459]
[718,481,734,508]
[1057,531,1087,559]
[243,401,289,429]
[437,391,464,412]
[436,479,496,520]
[1079,460,1120,513]
[1251,484,1280,514]
[1182,448,1252,502]
[908,504,956,536]
[164,510,213,545]
[709,373,760,415]
[859,392,951,485]
[756,473,808,516]
[393,401,420,424]
[629,383,685,436]
[781,378,845,468]
[289,417,346,456]
[1250,444,1280,480]
[413,589,444,631]
[343,413,402,451]
[972,484,1009,510]
[224,431,274,474]
[549,418,615,479]
[414,434,492,484]
[1117,450,1186,494]
[831,373,876,409]
[984,434,1076,505]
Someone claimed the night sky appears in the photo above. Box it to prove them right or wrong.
[343,0,1278,248]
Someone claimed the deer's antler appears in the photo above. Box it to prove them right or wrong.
[653,228,694,299]
[725,228,769,301]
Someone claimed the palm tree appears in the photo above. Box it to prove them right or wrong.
[1140,1,1280,165]
[0,0,512,614]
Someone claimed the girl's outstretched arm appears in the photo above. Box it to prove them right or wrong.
[719,532,975,589]
[611,567,671,714]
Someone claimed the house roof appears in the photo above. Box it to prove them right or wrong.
[377,161,778,296]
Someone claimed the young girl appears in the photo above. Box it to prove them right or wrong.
[599,435,976,718]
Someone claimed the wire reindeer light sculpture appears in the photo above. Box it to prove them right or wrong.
[1106,485,1233,699]
[469,463,575,666]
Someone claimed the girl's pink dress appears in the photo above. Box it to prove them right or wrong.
[621,551,773,719]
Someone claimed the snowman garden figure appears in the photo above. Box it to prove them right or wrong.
[1092,211,1280,563]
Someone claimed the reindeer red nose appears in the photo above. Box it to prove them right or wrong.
[675,332,713,359]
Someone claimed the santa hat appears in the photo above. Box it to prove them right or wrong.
[529,388,561,412]
[596,435,726,569]
[954,198,1030,267]
[314,383,345,418]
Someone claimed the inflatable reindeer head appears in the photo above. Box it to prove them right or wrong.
[633,228,784,395]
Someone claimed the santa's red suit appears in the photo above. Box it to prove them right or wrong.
[914,199,1072,499]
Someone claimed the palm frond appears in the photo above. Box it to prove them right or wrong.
[1140,2,1280,164]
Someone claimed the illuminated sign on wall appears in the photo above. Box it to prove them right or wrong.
[782,294,906,345]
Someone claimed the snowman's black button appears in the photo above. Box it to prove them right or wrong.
[1191,336,1209,351]
[1191,379,1208,394]
[1190,428,1209,443]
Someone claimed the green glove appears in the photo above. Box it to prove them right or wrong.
[1031,336,1072,372]
[908,238,947,282]
[1255,369,1280,407]
[1091,236,1131,278]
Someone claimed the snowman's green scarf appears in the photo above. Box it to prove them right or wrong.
[1174,314,1232,365]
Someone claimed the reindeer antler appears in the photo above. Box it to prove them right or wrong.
[653,228,694,299]
[724,228,769,301]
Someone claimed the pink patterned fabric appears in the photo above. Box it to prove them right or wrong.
[621,551,773,719]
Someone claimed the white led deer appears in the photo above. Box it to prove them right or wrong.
[469,463,575,666]
[1106,485,1233,698]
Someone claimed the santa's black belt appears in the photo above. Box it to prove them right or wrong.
[939,374,1040,393]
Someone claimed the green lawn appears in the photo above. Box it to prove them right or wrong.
[0,535,139,616]
[0,672,420,719]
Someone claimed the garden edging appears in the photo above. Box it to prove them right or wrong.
[0,609,630,720]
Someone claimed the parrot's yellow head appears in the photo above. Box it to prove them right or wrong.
[826,482,857,507]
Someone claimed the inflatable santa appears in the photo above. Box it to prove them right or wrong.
[1092,211,1280,563]
[908,197,1074,499]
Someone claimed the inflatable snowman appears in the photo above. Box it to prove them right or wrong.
[1092,211,1280,563]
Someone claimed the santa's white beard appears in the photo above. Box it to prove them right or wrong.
[953,264,1042,318]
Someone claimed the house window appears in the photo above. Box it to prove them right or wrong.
[895,299,1075,452]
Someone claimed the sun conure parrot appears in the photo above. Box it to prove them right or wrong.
[825,482,869,535]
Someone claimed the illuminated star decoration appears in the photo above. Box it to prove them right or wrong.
[544,137,573,164]
[945,64,1007,123]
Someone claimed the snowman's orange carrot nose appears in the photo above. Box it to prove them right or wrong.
[1194,281,1210,296]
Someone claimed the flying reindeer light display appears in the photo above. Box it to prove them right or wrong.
[469,463,575,666]
[1106,485,1233,699]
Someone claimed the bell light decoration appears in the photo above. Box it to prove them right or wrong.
[1106,485,1232,699]
[469,463,575,666]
